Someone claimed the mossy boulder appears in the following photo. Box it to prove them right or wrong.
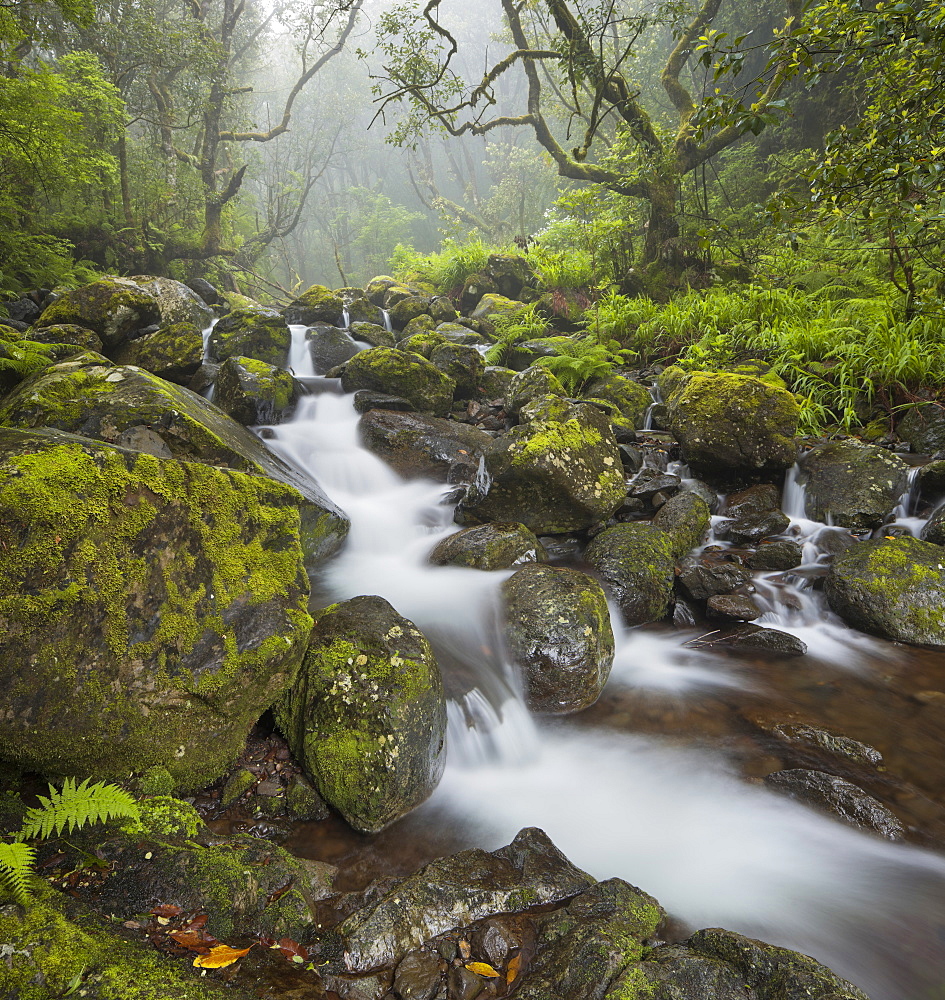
[651,490,711,557]
[365,275,400,306]
[502,563,614,714]
[0,360,348,569]
[397,329,448,357]
[0,339,87,394]
[350,320,395,348]
[388,294,432,330]
[898,402,945,455]
[214,355,301,425]
[275,595,447,833]
[505,365,567,417]
[305,324,362,373]
[803,440,910,532]
[23,323,104,352]
[110,321,205,384]
[824,536,945,647]
[341,347,455,416]
[133,275,215,329]
[35,277,161,347]
[667,371,799,477]
[584,522,676,626]
[0,427,313,789]
[284,283,344,326]
[429,522,546,570]
[470,293,527,323]
[921,503,945,545]
[457,400,625,534]
[583,373,651,429]
[401,314,438,338]
[359,408,493,483]
[207,308,290,367]
[430,295,459,323]
[346,294,384,326]
[480,365,517,400]
[430,342,485,400]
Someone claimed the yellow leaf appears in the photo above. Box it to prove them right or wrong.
[193,944,253,969]
[507,953,521,984]
[465,961,500,978]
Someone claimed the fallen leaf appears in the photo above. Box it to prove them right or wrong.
[150,904,182,918]
[193,944,253,969]
[465,961,500,978]
[506,954,521,984]
[169,929,216,952]
[458,939,471,960]
[278,938,309,962]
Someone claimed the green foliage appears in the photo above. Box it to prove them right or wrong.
[20,778,140,841]
[0,842,36,905]
[536,337,634,395]
[483,303,550,365]
[389,238,515,294]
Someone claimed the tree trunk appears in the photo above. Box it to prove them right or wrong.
[641,177,679,266]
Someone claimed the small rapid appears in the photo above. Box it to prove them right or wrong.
[261,358,945,1000]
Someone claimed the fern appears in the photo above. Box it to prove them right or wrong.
[0,841,36,904]
[20,778,140,840]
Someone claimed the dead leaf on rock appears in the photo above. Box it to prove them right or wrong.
[465,961,500,978]
[193,944,253,969]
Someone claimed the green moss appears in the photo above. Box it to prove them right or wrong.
[607,966,657,1000]
[119,796,205,840]
[136,766,175,796]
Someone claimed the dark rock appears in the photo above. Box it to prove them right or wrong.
[341,347,455,416]
[825,536,945,647]
[359,409,492,484]
[353,390,416,414]
[274,595,447,833]
[538,535,584,564]
[284,284,344,326]
[764,769,905,839]
[214,355,300,425]
[716,483,790,545]
[110,322,205,384]
[651,490,710,556]
[920,502,945,545]
[918,459,945,498]
[803,440,910,532]
[678,553,753,601]
[22,323,103,352]
[186,277,222,306]
[430,342,485,401]
[429,523,546,570]
[770,724,883,768]
[306,325,362,373]
[747,538,804,571]
[584,522,676,626]
[334,828,594,973]
[208,308,290,367]
[393,950,443,1000]
[707,593,762,621]
[673,598,698,628]
[627,467,681,502]
[897,402,945,454]
[502,563,614,714]
[714,625,807,656]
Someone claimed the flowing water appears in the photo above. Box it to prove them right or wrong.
[261,339,945,1000]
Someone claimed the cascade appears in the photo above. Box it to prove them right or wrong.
[261,379,945,1000]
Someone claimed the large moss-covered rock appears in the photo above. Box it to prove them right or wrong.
[825,536,945,646]
[23,323,104,352]
[284,283,344,326]
[456,400,625,534]
[505,365,567,416]
[275,595,447,833]
[306,324,362,373]
[0,428,313,789]
[667,372,799,476]
[470,293,527,323]
[0,359,348,568]
[388,294,432,329]
[803,439,910,531]
[584,373,651,429]
[0,339,87,394]
[207,308,290,367]
[346,294,384,326]
[214,355,300,425]
[502,563,614,714]
[584,522,676,625]
[430,342,485,400]
[334,828,594,973]
[651,490,711,556]
[110,322,204,384]
[133,275,214,329]
[429,522,546,570]
[350,320,396,348]
[35,277,160,347]
[359,409,492,483]
[341,347,455,416]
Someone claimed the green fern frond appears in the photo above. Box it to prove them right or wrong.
[20,778,140,840]
[0,841,36,904]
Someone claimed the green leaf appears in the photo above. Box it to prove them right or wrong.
[20,778,140,840]
[0,841,36,904]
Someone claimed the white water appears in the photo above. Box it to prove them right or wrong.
[262,387,945,1000]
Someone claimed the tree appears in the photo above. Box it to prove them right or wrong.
[371,0,803,266]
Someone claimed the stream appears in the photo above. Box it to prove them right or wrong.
[260,328,945,1000]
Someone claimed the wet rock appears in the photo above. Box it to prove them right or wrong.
[920,502,945,545]
[714,625,807,656]
[681,477,720,513]
[320,969,393,1000]
[397,328,446,356]
[448,965,485,1000]
[897,402,945,454]
[627,467,681,502]
[918,459,945,498]
[214,355,300,425]
[284,283,344,326]
[334,828,594,973]
[306,324,362,373]
[707,593,762,621]
[23,323,104,352]
[504,365,566,417]
[285,770,330,820]
[651,490,711,556]
[716,483,790,545]
[393,950,443,1000]
[747,538,804,571]
[666,371,799,477]
[678,552,754,601]
[352,390,416,414]
[538,535,584,564]
[388,294,433,330]
[364,275,400,306]
[429,522,546,570]
[34,277,161,347]
[346,295,385,326]
[350,320,395,348]
[110,322,205,384]
[430,342,485,401]
[186,276,222,306]
[436,321,484,345]
[584,522,676,626]
[673,598,698,628]
[0,428,313,790]
[501,563,614,714]
[803,440,910,532]
[825,536,945,647]
[456,399,625,534]
[359,409,492,484]
[582,373,651,429]
[770,724,883,768]
[133,275,215,329]
[341,347,455,416]
[0,359,348,569]
[275,595,447,833]
[470,293,527,324]
[221,767,257,806]
[764,769,904,839]
[208,308,290,367]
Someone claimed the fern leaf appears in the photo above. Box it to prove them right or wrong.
[0,841,36,904]
[20,778,140,840]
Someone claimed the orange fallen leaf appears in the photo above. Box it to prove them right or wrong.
[506,953,521,984]
[193,944,253,969]
[465,961,500,978]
